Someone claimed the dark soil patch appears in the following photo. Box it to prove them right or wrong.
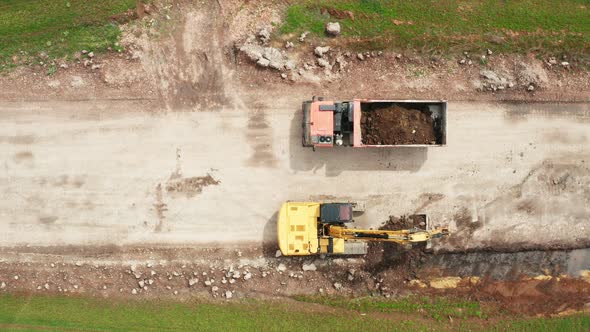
[361,105,436,145]
[165,174,220,198]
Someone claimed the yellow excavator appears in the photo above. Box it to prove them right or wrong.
[277,201,449,256]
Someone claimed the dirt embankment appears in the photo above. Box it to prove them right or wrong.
[361,106,436,145]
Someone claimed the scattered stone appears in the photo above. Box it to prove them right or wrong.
[348,274,354,281]
[319,288,324,294]
[91,64,101,70]
[396,54,402,59]
[302,263,317,272]
[262,272,268,278]
[285,41,294,49]
[0,282,6,289]
[275,250,282,258]
[229,278,236,284]
[333,282,342,290]
[527,84,535,91]
[81,50,88,54]
[59,64,68,69]
[487,49,493,55]
[150,271,157,276]
[258,27,271,43]
[13,276,18,280]
[317,58,330,68]
[280,73,287,79]
[188,278,199,287]
[225,290,233,299]
[256,58,270,68]
[73,285,78,289]
[103,285,107,290]
[75,262,83,267]
[356,53,364,61]
[138,280,145,288]
[232,271,241,279]
[174,290,178,295]
[325,22,341,36]
[87,52,94,58]
[147,279,154,285]
[314,46,330,57]
[561,61,570,67]
[146,263,153,268]
[467,60,473,65]
[202,272,208,276]
[212,286,219,292]
[134,272,142,279]
[299,31,309,42]
[516,61,548,87]
[132,288,138,295]
[243,272,252,281]
[548,57,558,65]
[204,280,212,286]
[459,59,466,64]
[277,264,287,272]
[172,271,180,277]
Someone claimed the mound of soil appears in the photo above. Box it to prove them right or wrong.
[361,105,436,145]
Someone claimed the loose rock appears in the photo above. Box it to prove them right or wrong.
[357,53,364,61]
[299,31,309,42]
[317,58,330,68]
[333,282,342,290]
[325,22,341,36]
[225,290,233,299]
[275,250,282,258]
[258,27,271,43]
[314,46,330,57]
[277,264,287,272]
[243,272,252,280]
[188,278,198,286]
[302,263,317,272]
[131,289,138,295]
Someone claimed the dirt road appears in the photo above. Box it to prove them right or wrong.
[1,100,589,251]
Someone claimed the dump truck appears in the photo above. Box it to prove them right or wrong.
[277,201,449,256]
[302,97,447,148]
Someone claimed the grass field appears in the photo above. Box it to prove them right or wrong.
[0,0,137,70]
[0,294,589,331]
[280,0,590,54]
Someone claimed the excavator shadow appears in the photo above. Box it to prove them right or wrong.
[288,108,428,177]
[262,211,279,258]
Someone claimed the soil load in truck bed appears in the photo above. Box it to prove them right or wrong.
[361,105,436,145]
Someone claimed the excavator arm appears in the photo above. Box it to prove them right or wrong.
[328,225,449,244]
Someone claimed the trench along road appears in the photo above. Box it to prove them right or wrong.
[1,100,589,252]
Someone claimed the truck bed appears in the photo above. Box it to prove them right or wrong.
[355,100,446,147]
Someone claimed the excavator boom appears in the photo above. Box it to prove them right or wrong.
[328,225,449,244]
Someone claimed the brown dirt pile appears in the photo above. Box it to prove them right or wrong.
[361,106,436,145]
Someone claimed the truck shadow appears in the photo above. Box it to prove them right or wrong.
[288,108,428,177]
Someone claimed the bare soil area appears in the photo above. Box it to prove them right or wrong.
[0,246,589,317]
